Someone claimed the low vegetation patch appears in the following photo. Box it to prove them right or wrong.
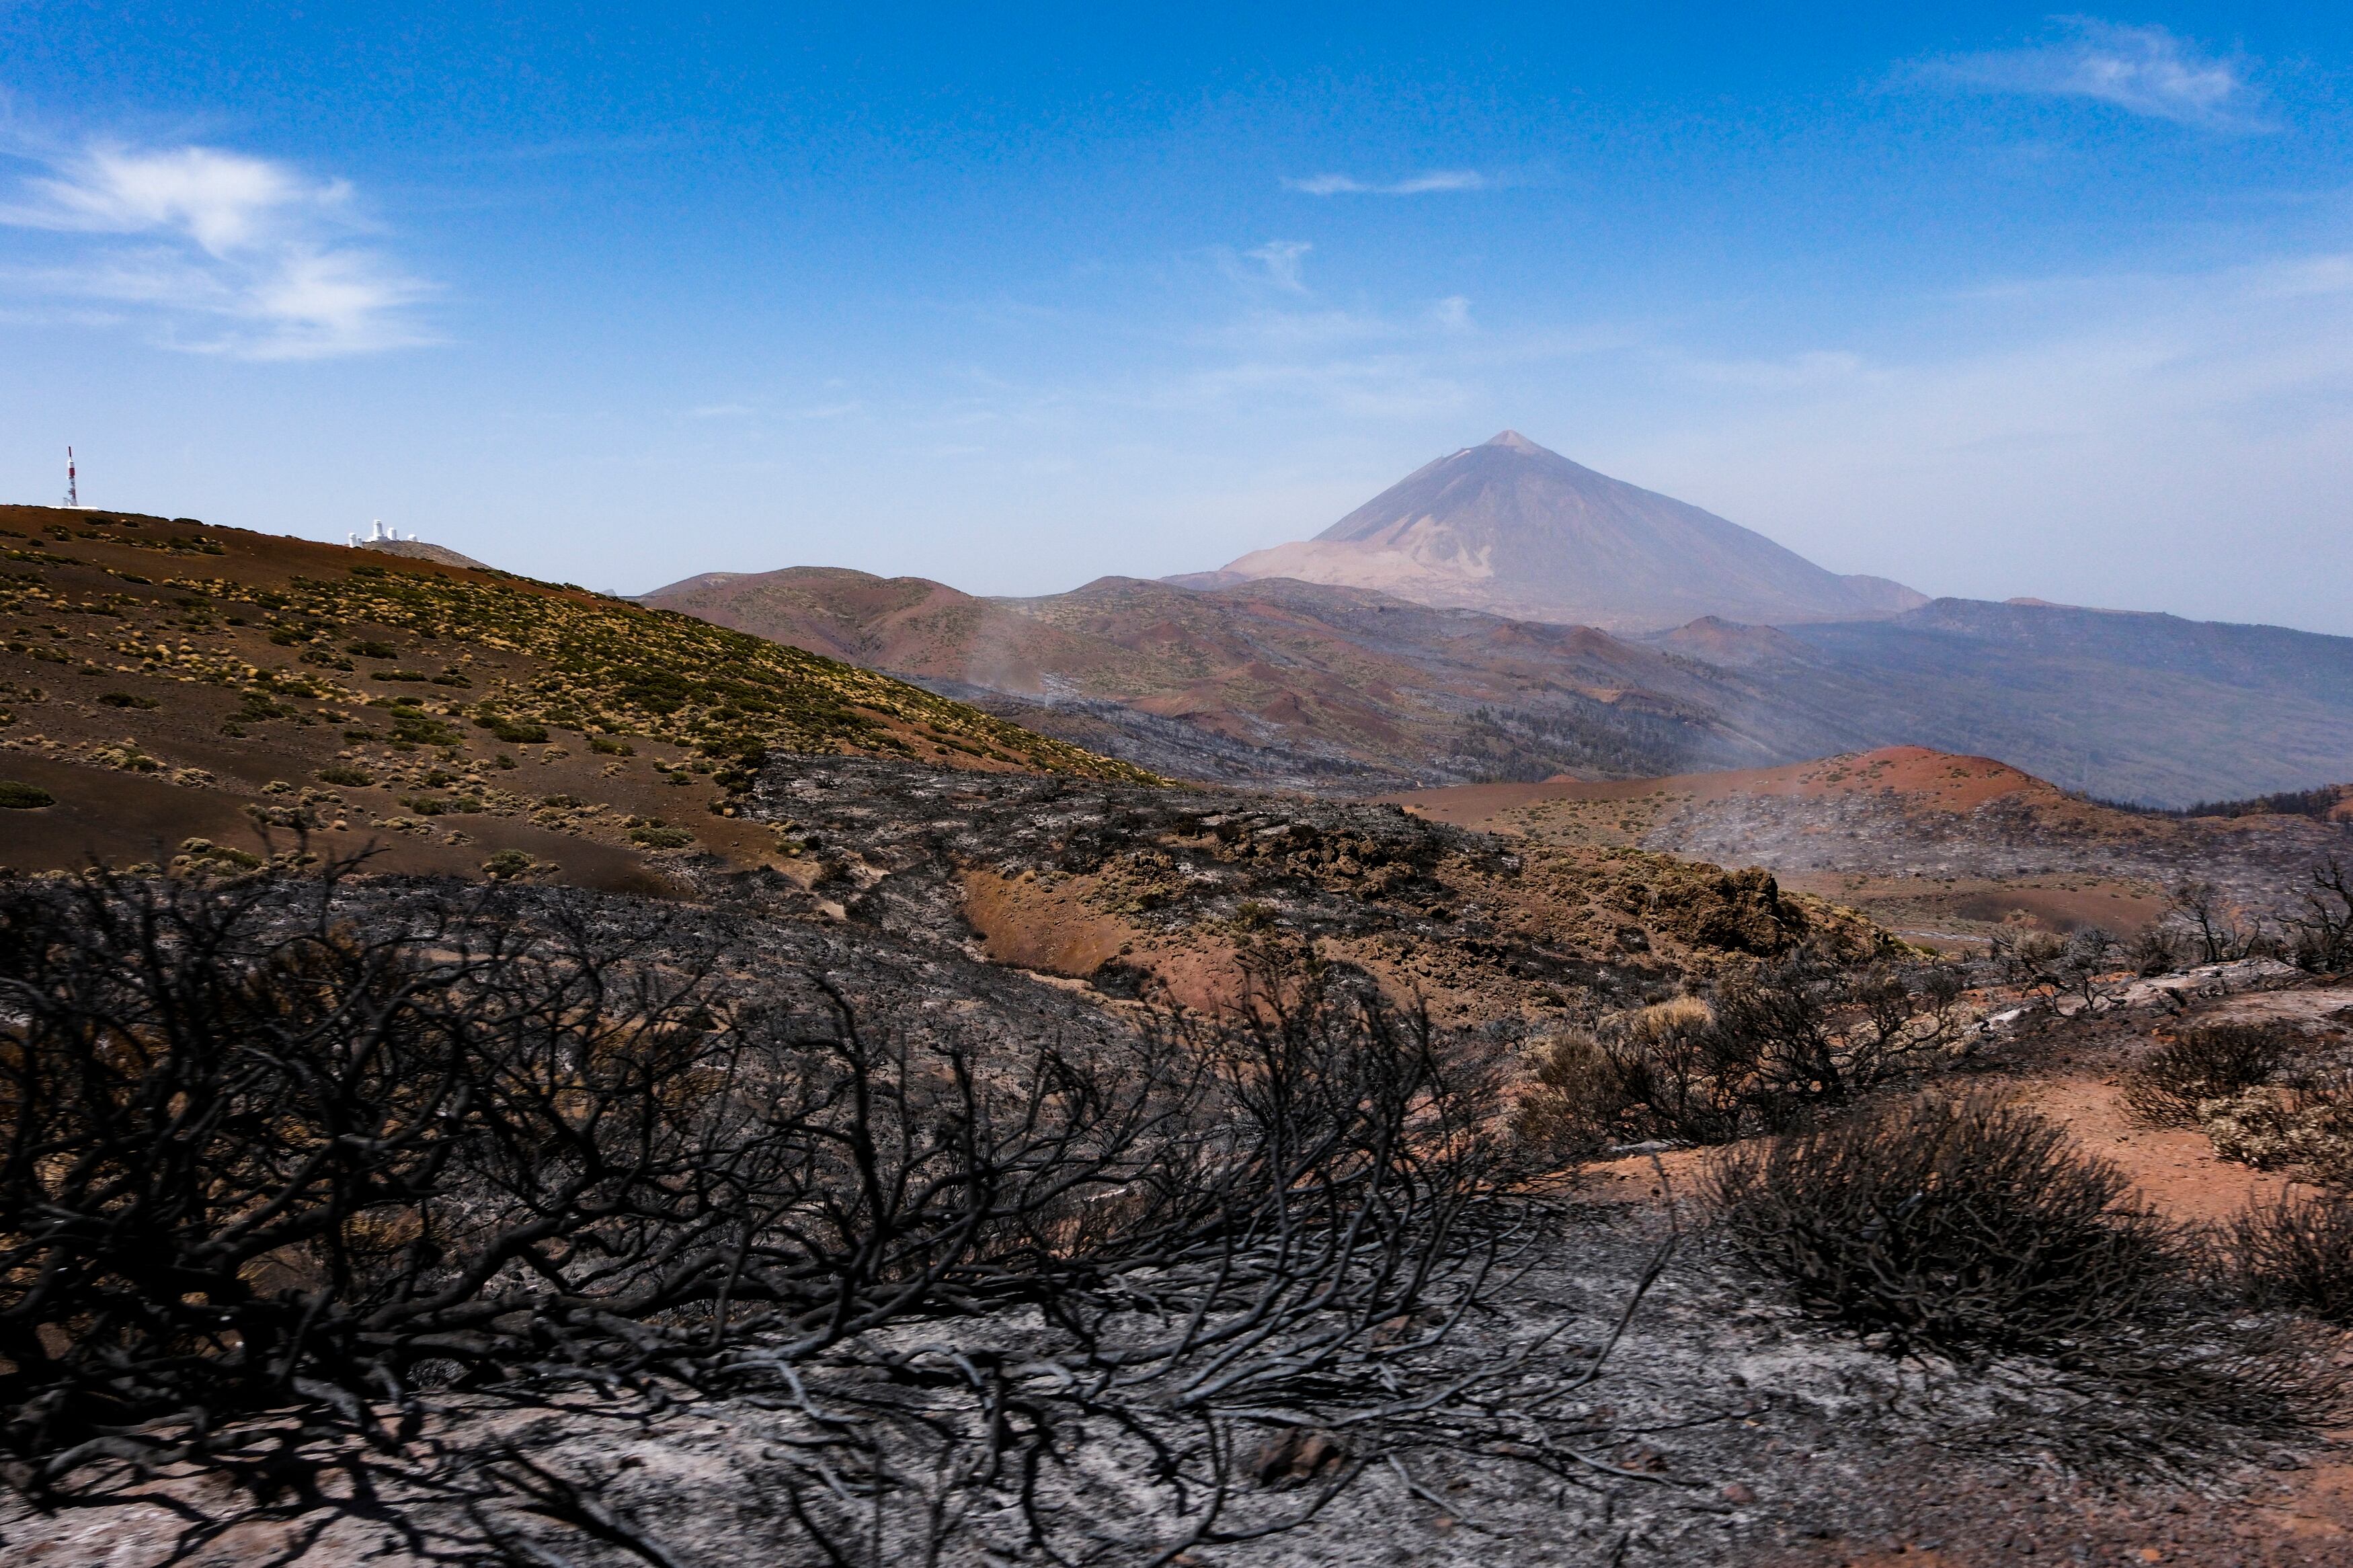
[2202,1076,2353,1186]
[1707,1093,2180,1351]
[2122,1024,2292,1127]
[1516,953,1970,1153]
[315,762,375,788]
[2231,1190,2353,1325]
[0,779,54,809]
[479,847,545,881]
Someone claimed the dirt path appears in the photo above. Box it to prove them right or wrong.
[2030,1073,2321,1225]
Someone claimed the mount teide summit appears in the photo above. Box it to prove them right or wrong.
[1207,430,1923,632]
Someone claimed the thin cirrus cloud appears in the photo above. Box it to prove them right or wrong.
[0,140,434,358]
[1282,169,1489,196]
[1912,19,2269,130]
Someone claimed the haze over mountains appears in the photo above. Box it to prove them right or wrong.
[645,431,2353,807]
[641,566,2353,807]
[1199,431,1925,632]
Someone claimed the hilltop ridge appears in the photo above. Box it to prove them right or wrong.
[0,505,1148,886]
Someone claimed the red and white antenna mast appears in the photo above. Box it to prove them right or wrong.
[63,447,77,509]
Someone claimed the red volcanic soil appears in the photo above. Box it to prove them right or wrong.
[1387,745,2049,829]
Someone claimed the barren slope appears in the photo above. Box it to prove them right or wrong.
[645,565,1786,790]
[1392,745,2353,948]
[650,560,2353,805]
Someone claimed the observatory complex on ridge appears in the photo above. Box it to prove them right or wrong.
[347,517,491,571]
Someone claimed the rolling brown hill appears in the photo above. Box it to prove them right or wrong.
[646,561,2353,806]
[642,565,1792,790]
[0,505,1145,886]
[1389,744,2352,948]
[1210,430,1923,631]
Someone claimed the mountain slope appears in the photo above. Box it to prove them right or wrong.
[0,505,1146,885]
[1677,600,2353,806]
[643,565,1786,790]
[1389,744,2352,946]
[650,561,2353,807]
[1217,430,1920,631]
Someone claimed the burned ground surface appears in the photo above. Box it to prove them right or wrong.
[3,755,2350,1565]
[1395,748,2353,954]
[722,753,1890,1033]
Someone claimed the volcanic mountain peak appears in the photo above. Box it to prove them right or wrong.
[1481,428,1544,453]
[1217,429,1919,632]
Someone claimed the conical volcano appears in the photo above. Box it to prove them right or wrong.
[1215,431,1921,631]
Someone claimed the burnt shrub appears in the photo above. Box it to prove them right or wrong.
[1515,955,1970,1156]
[1706,1093,2183,1351]
[1516,998,1739,1155]
[2229,1190,2353,1325]
[2122,1024,2292,1127]
[0,862,1528,1563]
[2125,924,2182,977]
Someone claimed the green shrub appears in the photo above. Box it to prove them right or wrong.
[387,710,461,747]
[0,780,55,809]
[474,713,548,745]
[627,824,696,850]
[346,640,399,658]
[316,764,374,788]
[480,848,539,881]
[588,735,635,755]
[173,837,263,872]
[1706,1092,2183,1351]
[96,691,159,709]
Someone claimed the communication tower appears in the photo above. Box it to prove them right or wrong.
[63,447,77,509]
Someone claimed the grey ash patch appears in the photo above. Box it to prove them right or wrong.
[3,1205,2321,1568]
[1648,788,2351,915]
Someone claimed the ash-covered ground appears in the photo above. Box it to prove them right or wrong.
[3,754,2348,1567]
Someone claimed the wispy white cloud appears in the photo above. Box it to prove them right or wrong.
[1913,19,2268,130]
[1240,239,1312,292]
[0,140,434,358]
[1283,169,1489,196]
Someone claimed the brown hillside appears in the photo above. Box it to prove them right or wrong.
[1390,745,2351,949]
[650,559,2353,807]
[0,505,1146,885]
[643,565,1784,790]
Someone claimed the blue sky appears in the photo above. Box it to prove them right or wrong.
[4,5,2351,631]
